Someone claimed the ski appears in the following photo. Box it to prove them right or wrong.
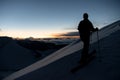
[71,50,96,73]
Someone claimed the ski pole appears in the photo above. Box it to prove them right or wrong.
[97,30,101,61]
[89,32,92,49]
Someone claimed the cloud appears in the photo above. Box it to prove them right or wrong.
[51,31,79,38]
[60,32,79,36]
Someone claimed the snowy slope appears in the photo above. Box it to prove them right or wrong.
[0,37,38,78]
[16,30,120,80]
[3,20,120,80]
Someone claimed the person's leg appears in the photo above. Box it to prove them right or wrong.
[80,37,90,63]
[84,38,90,56]
[79,41,86,63]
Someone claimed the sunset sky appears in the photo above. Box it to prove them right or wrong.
[0,0,120,38]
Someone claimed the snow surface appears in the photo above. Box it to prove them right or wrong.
[2,20,120,80]
[0,37,39,79]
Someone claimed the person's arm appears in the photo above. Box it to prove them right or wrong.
[90,21,98,32]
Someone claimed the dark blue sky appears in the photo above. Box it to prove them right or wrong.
[0,0,120,38]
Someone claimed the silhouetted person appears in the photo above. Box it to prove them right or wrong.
[78,13,98,63]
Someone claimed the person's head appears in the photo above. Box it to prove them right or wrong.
[83,13,88,19]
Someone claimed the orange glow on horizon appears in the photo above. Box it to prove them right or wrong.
[0,30,54,38]
[0,30,79,39]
